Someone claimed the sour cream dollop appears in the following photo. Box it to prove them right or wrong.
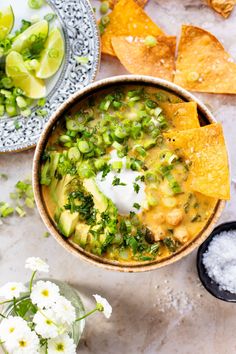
[96,151,146,215]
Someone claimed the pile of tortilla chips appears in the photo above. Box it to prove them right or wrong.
[164,123,230,200]
[100,0,236,94]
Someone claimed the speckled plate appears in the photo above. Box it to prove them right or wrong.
[0,0,100,153]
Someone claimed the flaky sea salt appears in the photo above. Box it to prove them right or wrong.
[203,230,236,294]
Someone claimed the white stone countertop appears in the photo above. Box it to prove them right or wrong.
[1,0,236,353]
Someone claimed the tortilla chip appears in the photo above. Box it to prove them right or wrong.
[174,25,236,94]
[160,102,200,130]
[207,0,235,18]
[109,0,148,9]
[164,124,230,200]
[111,36,176,81]
[101,0,165,56]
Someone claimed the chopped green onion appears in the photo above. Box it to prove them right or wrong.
[78,162,94,178]
[59,135,71,144]
[44,13,56,22]
[154,107,162,117]
[147,195,158,207]
[28,0,44,9]
[36,109,47,117]
[0,202,14,218]
[16,96,27,109]
[68,147,81,161]
[78,140,91,153]
[94,158,107,171]
[111,160,123,171]
[6,105,17,117]
[21,108,32,117]
[25,197,35,209]
[43,231,50,238]
[1,77,13,89]
[100,1,109,14]
[38,98,46,107]
[114,126,127,140]
[14,120,21,130]
[135,145,146,157]
[145,99,157,109]
[15,206,26,217]
[112,141,123,151]
[144,35,157,48]
[101,15,110,26]
[0,105,5,116]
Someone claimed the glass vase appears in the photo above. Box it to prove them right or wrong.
[2,279,85,349]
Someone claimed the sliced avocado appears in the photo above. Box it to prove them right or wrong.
[56,174,73,208]
[49,178,59,204]
[58,210,79,237]
[83,178,108,213]
[50,152,60,177]
[72,223,90,247]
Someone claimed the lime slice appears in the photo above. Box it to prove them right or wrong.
[36,28,65,79]
[6,51,46,99]
[11,20,48,53]
[0,6,14,40]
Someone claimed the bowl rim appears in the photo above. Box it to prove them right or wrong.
[33,75,226,272]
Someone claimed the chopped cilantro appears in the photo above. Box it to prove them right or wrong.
[133,203,141,210]
[112,177,126,186]
[133,182,140,193]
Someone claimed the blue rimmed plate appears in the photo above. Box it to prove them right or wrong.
[0,0,100,153]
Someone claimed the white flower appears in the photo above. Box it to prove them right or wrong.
[5,329,40,354]
[25,257,49,273]
[33,309,63,339]
[0,282,27,300]
[30,281,60,309]
[47,334,76,354]
[52,296,76,326]
[93,294,112,319]
[0,316,29,342]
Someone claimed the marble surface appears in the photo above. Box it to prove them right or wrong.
[1,1,236,353]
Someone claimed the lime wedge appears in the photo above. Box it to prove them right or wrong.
[6,51,46,99]
[36,28,65,79]
[0,6,14,40]
[11,20,48,53]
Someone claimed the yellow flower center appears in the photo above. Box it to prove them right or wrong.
[56,343,64,351]
[10,287,16,291]
[9,327,15,333]
[42,289,49,297]
[19,340,27,347]
[46,319,52,325]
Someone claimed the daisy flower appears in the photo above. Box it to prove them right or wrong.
[25,257,49,273]
[52,296,76,326]
[30,281,60,309]
[4,328,39,354]
[0,316,29,342]
[33,309,62,339]
[93,294,112,319]
[0,282,27,300]
[47,334,76,354]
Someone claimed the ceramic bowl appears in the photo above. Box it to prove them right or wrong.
[197,221,236,302]
[33,75,226,272]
